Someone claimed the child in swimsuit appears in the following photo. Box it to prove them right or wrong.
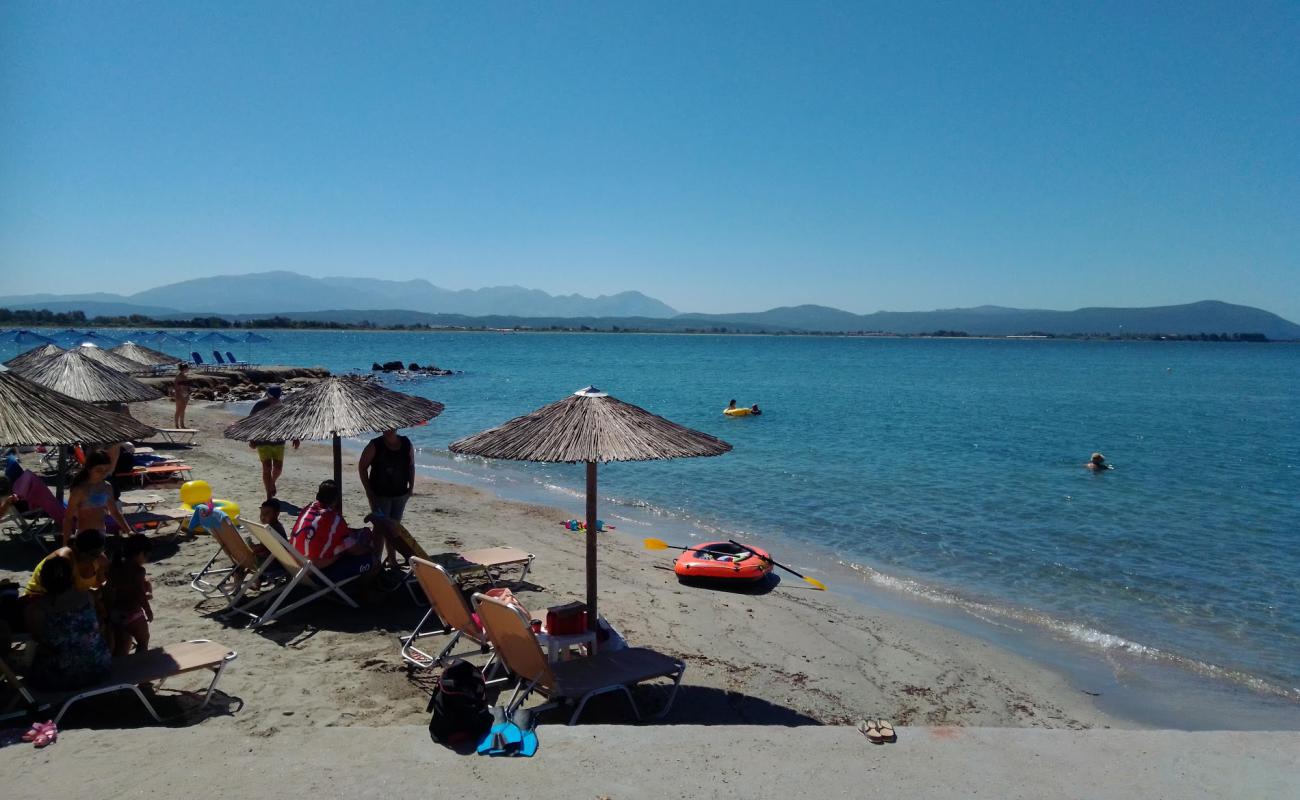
[63,450,132,546]
[105,534,153,656]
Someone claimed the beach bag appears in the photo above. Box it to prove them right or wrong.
[427,658,491,746]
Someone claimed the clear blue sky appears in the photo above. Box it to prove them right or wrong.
[2,2,1297,320]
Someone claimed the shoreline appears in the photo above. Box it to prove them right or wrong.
[2,398,1123,734]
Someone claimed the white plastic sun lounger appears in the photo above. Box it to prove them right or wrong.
[231,521,361,628]
[0,639,236,724]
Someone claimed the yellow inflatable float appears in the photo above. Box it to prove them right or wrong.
[723,407,752,417]
[179,480,240,530]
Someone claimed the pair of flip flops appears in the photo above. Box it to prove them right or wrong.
[21,720,57,748]
[476,707,538,757]
[858,718,897,744]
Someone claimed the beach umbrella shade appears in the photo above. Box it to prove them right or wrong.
[70,330,120,346]
[222,376,444,510]
[241,332,271,343]
[195,331,237,344]
[4,343,66,371]
[14,348,163,404]
[111,341,179,367]
[5,330,57,346]
[0,365,156,447]
[449,386,732,630]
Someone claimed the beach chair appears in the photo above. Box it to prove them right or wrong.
[115,462,194,487]
[230,521,361,628]
[1,504,55,552]
[472,593,686,725]
[191,352,203,366]
[224,351,248,366]
[212,350,225,365]
[0,639,236,725]
[189,517,264,606]
[154,429,199,446]
[399,558,503,680]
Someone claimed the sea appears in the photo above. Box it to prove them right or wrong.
[12,330,1299,728]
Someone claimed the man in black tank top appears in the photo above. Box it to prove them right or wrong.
[359,428,415,524]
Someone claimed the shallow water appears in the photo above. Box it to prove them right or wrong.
[21,330,1300,718]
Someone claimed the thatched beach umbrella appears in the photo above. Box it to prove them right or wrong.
[71,343,150,374]
[14,349,163,404]
[112,341,177,367]
[4,343,66,371]
[449,386,732,629]
[0,365,156,446]
[223,376,444,510]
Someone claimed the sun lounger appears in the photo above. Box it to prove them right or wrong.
[399,558,503,681]
[427,546,535,587]
[123,507,189,536]
[154,428,199,446]
[0,639,236,724]
[189,517,264,606]
[1,504,55,552]
[191,352,204,366]
[472,593,686,725]
[115,463,194,486]
[230,521,361,628]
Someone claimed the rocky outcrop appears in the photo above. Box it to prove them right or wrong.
[139,365,332,402]
[371,361,459,376]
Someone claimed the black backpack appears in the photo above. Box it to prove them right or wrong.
[427,658,491,746]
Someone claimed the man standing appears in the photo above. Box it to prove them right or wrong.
[358,428,415,569]
[248,386,298,500]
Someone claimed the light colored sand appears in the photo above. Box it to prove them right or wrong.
[3,399,1121,739]
[3,725,1296,799]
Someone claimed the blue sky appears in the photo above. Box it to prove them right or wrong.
[2,2,1297,320]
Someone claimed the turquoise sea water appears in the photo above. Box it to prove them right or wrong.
[15,331,1300,720]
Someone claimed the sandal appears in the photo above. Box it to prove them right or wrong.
[32,721,57,748]
[877,719,897,743]
[858,718,884,744]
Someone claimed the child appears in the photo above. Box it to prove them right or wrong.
[106,534,153,656]
[260,498,286,537]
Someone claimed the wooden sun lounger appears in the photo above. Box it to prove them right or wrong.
[154,428,199,445]
[0,639,236,724]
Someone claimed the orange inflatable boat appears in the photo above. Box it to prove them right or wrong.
[674,541,774,584]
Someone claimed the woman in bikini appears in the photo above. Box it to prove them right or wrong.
[62,450,132,546]
[173,363,192,428]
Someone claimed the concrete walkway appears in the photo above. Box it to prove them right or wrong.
[3,725,1296,799]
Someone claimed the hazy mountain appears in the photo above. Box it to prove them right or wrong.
[0,271,678,319]
[685,300,1300,339]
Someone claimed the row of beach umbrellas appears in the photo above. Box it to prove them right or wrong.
[2,333,733,631]
[3,328,272,348]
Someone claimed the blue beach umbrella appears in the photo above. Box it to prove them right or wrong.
[241,332,271,343]
[7,330,57,346]
[195,331,237,344]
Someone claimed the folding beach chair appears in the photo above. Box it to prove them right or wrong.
[0,639,236,725]
[189,517,264,606]
[212,350,225,365]
[191,352,203,365]
[231,521,361,628]
[224,351,248,366]
[1,503,56,552]
[473,593,686,725]
[398,558,503,681]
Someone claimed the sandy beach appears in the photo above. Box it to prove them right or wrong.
[4,398,1298,796]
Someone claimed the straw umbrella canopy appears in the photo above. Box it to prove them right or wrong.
[14,348,163,404]
[4,343,66,370]
[112,341,178,367]
[449,386,732,629]
[71,343,150,374]
[223,376,444,510]
[0,365,156,447]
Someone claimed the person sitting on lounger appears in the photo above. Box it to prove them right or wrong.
[63,450,132,546]
[23,554,111,691]
[290,480,401,579]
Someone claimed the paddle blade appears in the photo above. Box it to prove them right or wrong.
[803,575,828,591]
[643,538,670,550]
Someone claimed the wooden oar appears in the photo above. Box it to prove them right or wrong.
[643,537,827,591]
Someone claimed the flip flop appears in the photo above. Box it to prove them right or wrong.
[858,718,884,744]
[32,721,57,748]
[877,719,897,743]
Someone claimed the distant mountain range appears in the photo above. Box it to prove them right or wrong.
[0,271,678,319]
[2,272,1298,339]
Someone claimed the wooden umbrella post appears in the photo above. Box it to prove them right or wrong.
[56,445,67,502]
[332,434,343,512]
[586,460,599,635]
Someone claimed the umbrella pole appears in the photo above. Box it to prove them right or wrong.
[56,445,67,502]
[586,460,598,635]
[333,435,343,512]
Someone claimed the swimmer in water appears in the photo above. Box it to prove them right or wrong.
[727,399,737,411]
[63,450,132,545]
[750,404,762,415]
[1085,452,1112,471]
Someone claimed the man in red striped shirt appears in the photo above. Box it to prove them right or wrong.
[290,480,379,581]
